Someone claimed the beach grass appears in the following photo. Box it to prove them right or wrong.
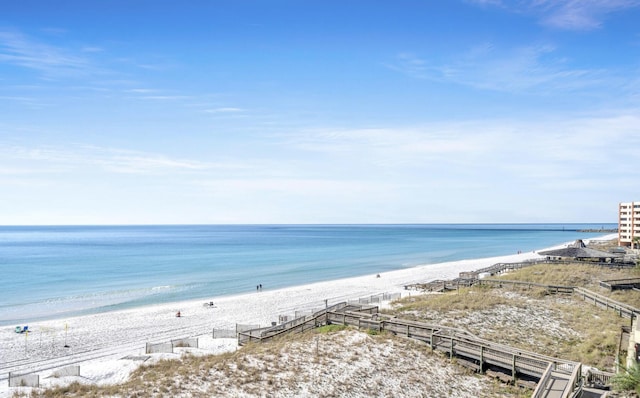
[386,262,633,370]
[392,288,515,314]
[495,263,640,289]
[16,329,528,398]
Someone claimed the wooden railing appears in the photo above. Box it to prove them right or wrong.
[600,277,640,291]
[238,302,354,345]
[471,278,639,321]
[238,259,640,396]
[237,284,619,395]
[563,363,582,398]
[404,260,545,291]
[531,363,555,398]
[475,278,575,294]
[573,287,638,319]
[406,258,635,292]
[585,369,615,388]
[239,302,581,391]
[328,312,570,378]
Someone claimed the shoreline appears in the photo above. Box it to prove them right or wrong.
[0,233,617,395]
[0,224,617,327]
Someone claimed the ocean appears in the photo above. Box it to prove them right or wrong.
[0,224,616,326]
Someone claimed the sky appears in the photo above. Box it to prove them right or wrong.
[1,0,639,225]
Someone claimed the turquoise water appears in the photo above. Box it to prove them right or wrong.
[0,224,616,325]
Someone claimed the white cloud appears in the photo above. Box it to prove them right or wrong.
[125,88,159,94]
[2,111,638,224]
[195,178,390,196]
[387,43,607,93]
[81,46,104,53]
[0,95,51,108]
[1,145,216,175]
[286,126,494,167]
[0,30,91,78]
[139,95,191,101]
[0,166,60,175]
[469,0,640,30]
[204,107,244,113]
[466,0,503,6]
[384,53,429,79]
[284,111,640,186]
[535,0,640,30]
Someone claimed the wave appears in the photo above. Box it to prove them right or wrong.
[0,283,194,326]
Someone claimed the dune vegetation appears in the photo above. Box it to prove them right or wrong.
[18,256,640,397]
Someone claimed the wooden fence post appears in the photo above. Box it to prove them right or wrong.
[512,354,516,383]
[450,338,454,358]
[480,346,484,373]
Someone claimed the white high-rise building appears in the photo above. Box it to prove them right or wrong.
[619,201,640,248]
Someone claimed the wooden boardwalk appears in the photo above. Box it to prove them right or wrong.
[238,303,583,397]
[533,369,570,398]
[599,277,640,291]
[239,265,640,398]
[405,259,635,292]
[476,278,639,320]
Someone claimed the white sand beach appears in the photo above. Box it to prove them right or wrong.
[0,234,616,396]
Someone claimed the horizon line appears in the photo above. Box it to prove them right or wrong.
[0,222,618,227]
